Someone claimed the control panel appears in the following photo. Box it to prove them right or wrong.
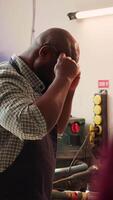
[57,117,86,152]
[89,90,108,153]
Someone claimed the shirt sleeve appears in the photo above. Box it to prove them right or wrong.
[0,71,47,140]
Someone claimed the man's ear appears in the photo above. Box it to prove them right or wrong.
[39,45,52,59]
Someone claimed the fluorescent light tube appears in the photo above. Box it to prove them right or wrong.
[75,7,113,19]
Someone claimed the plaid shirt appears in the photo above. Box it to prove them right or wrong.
[0,55,47,172]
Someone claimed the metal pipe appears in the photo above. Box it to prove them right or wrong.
[54,162,88,181]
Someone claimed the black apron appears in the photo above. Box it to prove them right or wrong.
[0,128,57,200]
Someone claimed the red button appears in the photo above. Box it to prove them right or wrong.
[71,123,80,133]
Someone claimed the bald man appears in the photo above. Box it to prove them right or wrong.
[0,28,80,200]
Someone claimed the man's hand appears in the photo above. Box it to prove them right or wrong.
[54,53,78,83]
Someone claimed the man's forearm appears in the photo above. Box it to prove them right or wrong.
[57,90,74,134]
[34,77,72,133]
[57,72,81,134]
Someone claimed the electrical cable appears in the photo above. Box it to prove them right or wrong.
[68,134,90,173]
[30,0,36,44]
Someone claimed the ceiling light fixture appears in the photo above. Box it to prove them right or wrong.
[67,7,113,20]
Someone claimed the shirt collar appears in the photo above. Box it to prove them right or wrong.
[11,54,45,93]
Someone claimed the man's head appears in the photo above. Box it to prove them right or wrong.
[21,28,80,88]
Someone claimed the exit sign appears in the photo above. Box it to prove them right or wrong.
[98,80,109,88]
